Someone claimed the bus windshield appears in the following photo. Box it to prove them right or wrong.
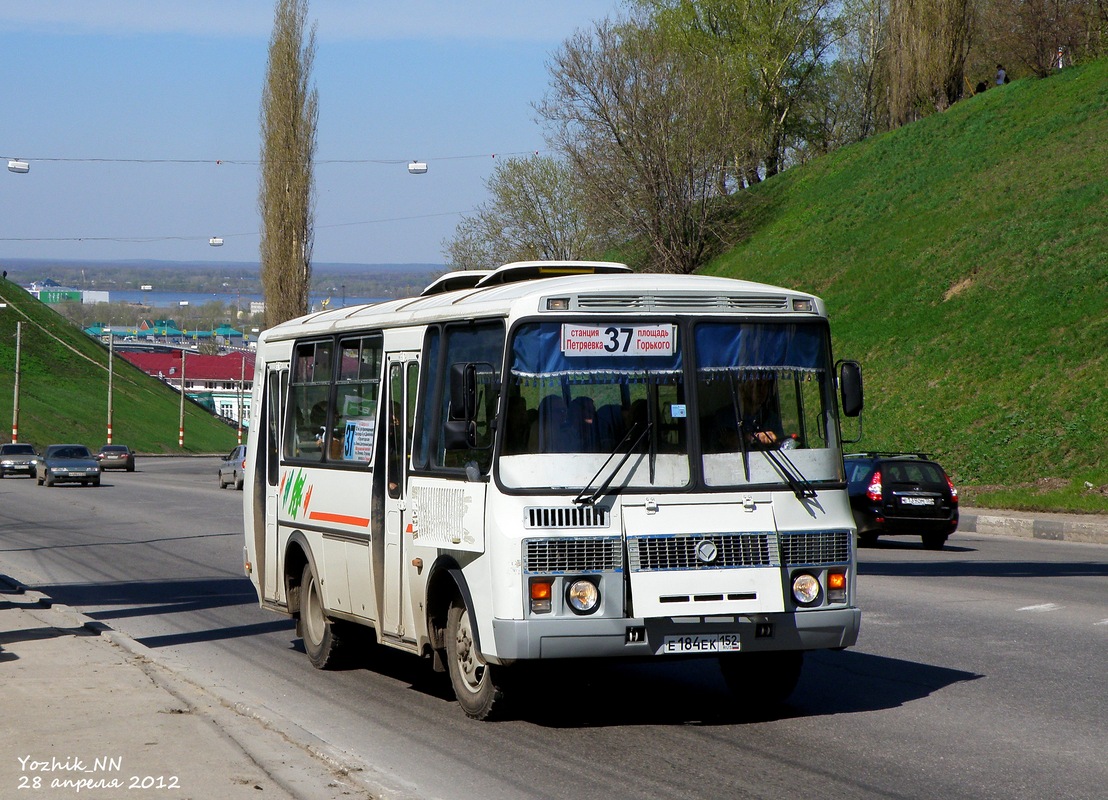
[498,319,842,491]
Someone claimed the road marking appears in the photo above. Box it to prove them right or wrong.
[1095,619,1108,626]
[1017,603,1063,612]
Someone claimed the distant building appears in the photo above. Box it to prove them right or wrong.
[27,281,81,304]
[121,350,255,426]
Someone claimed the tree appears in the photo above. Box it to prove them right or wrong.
[259,0,318,329]
[975,0,1102,78]
[443,155,606,271]
[885,0,974,126]
[641,0,839,180]
[540,17,741,273]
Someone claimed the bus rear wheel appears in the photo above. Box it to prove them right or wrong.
[299,562,344,669]
[445,597,508,720]
[719,651,804,713]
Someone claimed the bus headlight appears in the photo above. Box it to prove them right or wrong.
[566,579,600,614]
[791,573,821,606]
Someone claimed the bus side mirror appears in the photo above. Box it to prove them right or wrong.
[445,362,496,451]
[445,363,478,449]
[838,360,864,418]
[448,362,477,422]
[444,418,477,449]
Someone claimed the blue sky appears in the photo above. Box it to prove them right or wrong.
[0,1,626,267]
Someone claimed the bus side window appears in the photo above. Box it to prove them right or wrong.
[433,322,504,473]
[334,334,382,464]
[285,340,334,462]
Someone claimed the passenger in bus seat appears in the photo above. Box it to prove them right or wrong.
[529,394,572,453]
[594,403,626,450]
[503,394,531,454]
[569,396,598,452]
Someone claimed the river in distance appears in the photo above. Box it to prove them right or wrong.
[106,289,384,310]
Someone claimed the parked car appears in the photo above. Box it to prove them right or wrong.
[0,443,40,478]
[97,444,136,472]
[218,445,247,490]
[36,444,102,487]
[845,452,959,549]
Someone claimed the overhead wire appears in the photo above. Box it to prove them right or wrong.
[1,149,543,244]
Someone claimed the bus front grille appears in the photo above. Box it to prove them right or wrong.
[779,530,852,565]
[627,532,779,571]
[523,537,623,574]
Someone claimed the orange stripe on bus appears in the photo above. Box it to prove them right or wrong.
[308,511,371,527]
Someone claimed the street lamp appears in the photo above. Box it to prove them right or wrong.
[7,159,30,174]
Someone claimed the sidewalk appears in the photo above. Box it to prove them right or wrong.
[0,577,377,800]
[2,510,1105,799]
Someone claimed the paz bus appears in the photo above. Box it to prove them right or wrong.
[242,261,864,719]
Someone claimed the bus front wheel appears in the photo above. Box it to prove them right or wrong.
[445,597,508,720]
[299,562,344,669]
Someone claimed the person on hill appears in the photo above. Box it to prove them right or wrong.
[996,64,1007,86]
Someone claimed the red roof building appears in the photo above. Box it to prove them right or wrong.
[121,350,255,425]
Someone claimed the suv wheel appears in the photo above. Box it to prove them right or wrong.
[921,533,947,550]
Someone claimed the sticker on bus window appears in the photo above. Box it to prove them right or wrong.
[343,419,375,461]
[561,324,675,357]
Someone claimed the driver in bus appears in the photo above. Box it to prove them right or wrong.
[738,377,782,448]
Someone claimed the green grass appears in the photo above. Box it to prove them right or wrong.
[703,59,1108,513]
[0,279,240,454]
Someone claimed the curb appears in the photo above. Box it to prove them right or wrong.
[959,506,1108,546]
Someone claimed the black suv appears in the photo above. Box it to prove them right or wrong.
[844,452,959,549]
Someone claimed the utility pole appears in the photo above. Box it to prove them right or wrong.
[237,353,245,445]
[11,321,21,443]
[178,350,186,448]
[107,328,114,444]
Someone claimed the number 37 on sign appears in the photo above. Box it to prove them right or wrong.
[561,324,675,357]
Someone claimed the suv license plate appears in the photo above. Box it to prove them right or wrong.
[902,497,935,506]
[661,634,741,654]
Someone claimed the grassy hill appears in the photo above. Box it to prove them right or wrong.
[0,278,240,455]
[704,58,1108,513]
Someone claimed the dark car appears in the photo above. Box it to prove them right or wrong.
[0,443,40,478]
[845,452,959,549]
[36,444,102,487]
[218,445,247,490]
[97,444,136,472]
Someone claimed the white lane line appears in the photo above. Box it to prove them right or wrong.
[1017,603,1063,612]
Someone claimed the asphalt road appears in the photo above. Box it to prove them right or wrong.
[1,457,1104,800]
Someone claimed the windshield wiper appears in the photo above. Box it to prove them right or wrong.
[760,446,817,500]
[574,421,653,507]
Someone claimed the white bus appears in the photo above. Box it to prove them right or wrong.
[243,261,865,719]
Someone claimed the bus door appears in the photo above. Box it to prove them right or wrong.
[382,353,419,642]
[263,364,287,602]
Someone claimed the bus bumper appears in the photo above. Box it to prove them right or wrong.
[488,607,860,662]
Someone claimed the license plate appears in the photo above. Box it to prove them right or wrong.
[901,497,935,506]
[661,634,741,654]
